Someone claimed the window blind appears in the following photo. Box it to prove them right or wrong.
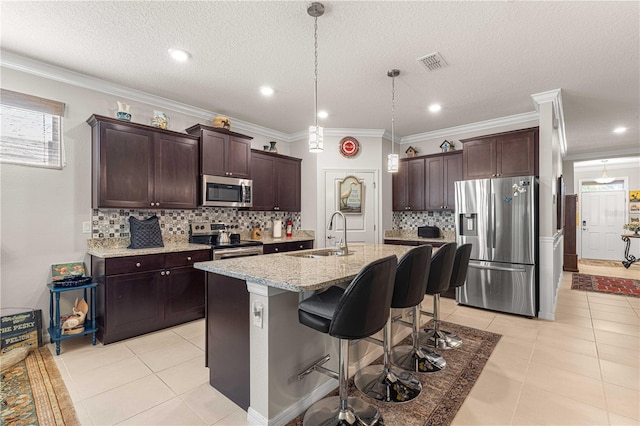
[0,89,66,169]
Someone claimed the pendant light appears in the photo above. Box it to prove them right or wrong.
[308,2,325,153]
[595,159,614,184]
[387,69,400,172]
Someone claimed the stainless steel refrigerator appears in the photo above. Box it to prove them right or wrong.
[455,176,538,317]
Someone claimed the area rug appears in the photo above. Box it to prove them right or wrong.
[572,273,640,298]
[286,321,501,426]
[1,347,79,425]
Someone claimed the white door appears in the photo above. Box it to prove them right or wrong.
[323,170,377,248]
[581,190,625,260]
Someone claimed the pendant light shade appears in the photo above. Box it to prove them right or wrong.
[387,69,400,173]
[595,160,615,184]
[308,2,325,153]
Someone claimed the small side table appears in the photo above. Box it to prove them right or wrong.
[47,282,98,355]
[621,234,639,269]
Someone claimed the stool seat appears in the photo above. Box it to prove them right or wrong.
[299,286,345,333]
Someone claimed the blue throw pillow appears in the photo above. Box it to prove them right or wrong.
[128,216,164,249]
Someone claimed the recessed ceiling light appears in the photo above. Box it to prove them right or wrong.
[260,86,274,96]
[613,127,627,134]
[168,48,190,62]
[428,104,442,113]
[317,110,328,119]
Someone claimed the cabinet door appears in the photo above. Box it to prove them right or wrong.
[250,153,276,210]
[392,166,408,211]
[276,157,301,212]
[425,156,444,210]
[154,134,198,209]
[496,129,537,177]
[463,139,497,179]
[96,123,154,208]
[227,136,252,179]
[201,130,227,176]
[164,267,205,326]
[105,271,162,341]
[407,158,426,211]
[443,152,462,209]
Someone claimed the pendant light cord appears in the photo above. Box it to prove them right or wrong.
[313,15,319,129]
[391,74,395,155]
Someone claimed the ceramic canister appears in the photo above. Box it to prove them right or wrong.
[273,220,282,238]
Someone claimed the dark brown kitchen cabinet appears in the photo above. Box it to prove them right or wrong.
[461,127,538,180]
[88,115,199,209]
[186,124,253,179]
[425,152,462,210]
[393,157,425,211]
[262,240,313,254]
[250,150,301,212]
[92,249,211,344]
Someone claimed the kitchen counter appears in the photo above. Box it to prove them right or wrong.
[238,229,315,245]
[87,236,211,258]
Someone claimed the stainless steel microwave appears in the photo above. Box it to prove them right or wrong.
[201,175,253,208]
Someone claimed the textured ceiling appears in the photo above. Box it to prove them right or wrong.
[1,1,638,157]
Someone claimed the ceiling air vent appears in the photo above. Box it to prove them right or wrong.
[417,52,448,71]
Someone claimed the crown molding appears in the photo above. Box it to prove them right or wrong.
[531,88,567,156]
[400,111,539,145]
[564,147,640,162]
[0,50,291,142]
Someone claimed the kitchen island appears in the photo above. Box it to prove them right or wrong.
[194,243,415,426]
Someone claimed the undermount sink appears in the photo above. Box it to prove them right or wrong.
[286,248,355,258]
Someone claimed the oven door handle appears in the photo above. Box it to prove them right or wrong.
[214,247,263,260]
[218,252,261,260]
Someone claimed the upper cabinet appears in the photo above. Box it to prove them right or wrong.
[185,124,252,179]
[250,150,301,212]
[393,157,425,211]
[88,115,199,209]
[461,127,538,180]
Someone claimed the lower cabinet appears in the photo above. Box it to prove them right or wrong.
[262,240,313,254]
[383,239,444,248]
[92,249,211,344]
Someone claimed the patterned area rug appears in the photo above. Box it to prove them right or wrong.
[572,273,640,298]
[1,347,79,425]
[286,321,501,426]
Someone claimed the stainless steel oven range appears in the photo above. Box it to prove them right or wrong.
[189,222,263,260]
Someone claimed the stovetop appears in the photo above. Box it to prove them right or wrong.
[189,222,263,249]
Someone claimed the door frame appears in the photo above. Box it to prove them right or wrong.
[321,169,380,248]
[577,177,628,259]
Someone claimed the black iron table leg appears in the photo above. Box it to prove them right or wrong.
[621,235,638,269]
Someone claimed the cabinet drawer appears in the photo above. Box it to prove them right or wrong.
[106,254,165,275]
[285,240,313,251]
[165,250,211,268]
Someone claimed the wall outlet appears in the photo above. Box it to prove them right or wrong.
[82,221,91,234]
[252,301,263,328]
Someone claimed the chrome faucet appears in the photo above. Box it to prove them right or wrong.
[328,211,348,254]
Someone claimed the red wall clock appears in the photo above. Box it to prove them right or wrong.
[339,136,360,158]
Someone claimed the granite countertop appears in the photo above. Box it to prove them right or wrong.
[384,229,456,244]
[87,235,211,258]
[194,243,413,292]
[238,230,315,245]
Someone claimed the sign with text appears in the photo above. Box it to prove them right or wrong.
[1,310,43,354]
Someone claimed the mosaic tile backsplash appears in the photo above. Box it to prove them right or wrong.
[392,210,455,231]
[92,208,301,239]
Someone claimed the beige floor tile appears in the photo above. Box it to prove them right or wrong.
[588,295,634,308]
[82,375,175,425]
[593,319,640,337]
[487,320,540,340]
[172,319,205,340]
[538,321,596,343]
[530,344,601,379]
[188,333,206,351]
[591,309,640,325]
[553,311,595,328]
[452,396,514,426]
[442,311,494,329]
[524,362,606,409]
[510,415,541,425]
[554,304,592,318]
[608,413,640,425]
[597,342,640,368]
[466,369,523,414]
[590,301,637,314]
[71,356,153,399]
[604,382,640,421]
[627,298,640,308]
[213,409,249,426]
[492,335,536,361]
[75,401,95,425]
[555,298,590,309]
[137,339,203,372]
[514,384,609,425]
[61,342,135,375]
[600,359,640,391]
[452,305,500,321]
[157,356,209,395]
[535,333,598,358]
[123,329,185,355]
[180,383,241,425]
[117,397,206,425]
[595,329,640,350]
[484,349,530,383]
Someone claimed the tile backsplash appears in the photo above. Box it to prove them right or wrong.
[392,210,455,231]
[92,208,301,238]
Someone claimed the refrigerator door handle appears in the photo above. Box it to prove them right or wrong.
[491,193,496,249]
[469,262,527,273]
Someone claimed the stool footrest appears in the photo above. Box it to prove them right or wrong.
[364,336,383,346]
[297,354,338,381]
[420,309,435,318]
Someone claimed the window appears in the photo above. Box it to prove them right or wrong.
[1,89,65,169]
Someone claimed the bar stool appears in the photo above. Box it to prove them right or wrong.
[423,244,472,349]
[354,246,430,403]
[418,242,456,351]
[392,244,451,373]
[297,255,397,426]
